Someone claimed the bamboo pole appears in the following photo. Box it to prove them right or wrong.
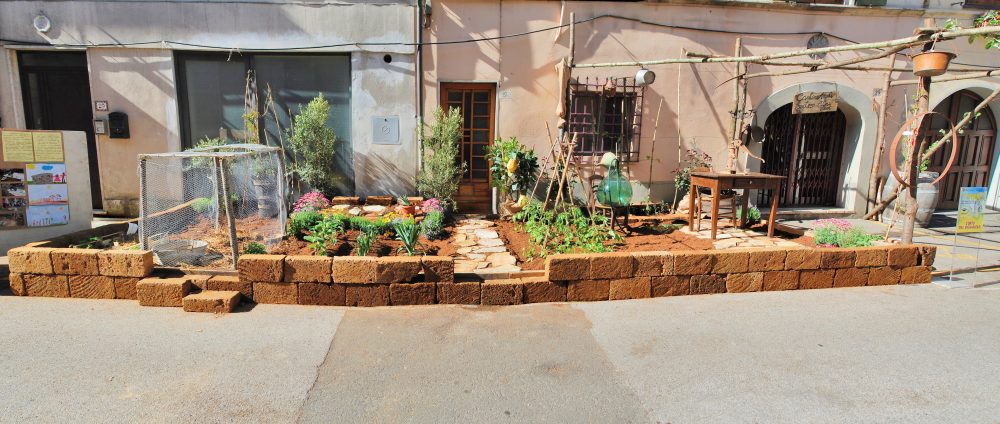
[568,12,576,67]
[685,51,997,73]
[646,98,664,200]
[727,38,743,147]
[743,45,909,80]
[542,129,564,210]
[572,26,1000,69]
[553,133,578,207]
[866,54,896,214]
[532,122,557,198]
[890,70,1000,86]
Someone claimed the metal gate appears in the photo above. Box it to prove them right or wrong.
[924,90,997,209]
[759,104,847,207]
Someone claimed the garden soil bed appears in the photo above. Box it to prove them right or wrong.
[168,215,282,268]
[272,228,458,258]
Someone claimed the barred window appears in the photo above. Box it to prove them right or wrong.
[566,77,643,162]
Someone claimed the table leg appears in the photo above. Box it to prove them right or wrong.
[768,185,779,238]
[739,191,750,228]
[711,186,720,240]
[688,183,696,231]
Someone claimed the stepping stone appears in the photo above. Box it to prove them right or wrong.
[487,253,517,267]
[467,253,486,260]
[183,291,241,313]
[478,238,504,247]
[454,234,467,242]
[474,247,507,254]
[457,240,477,247]
[330,204,352,212]
[455,263,478,273]
[475,229,499,239]
[475,265,522,277]
[456,247,474,255]
[362,205,386,214]
[348,207,362,216]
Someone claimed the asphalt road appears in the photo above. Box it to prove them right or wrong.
[2,284,999,423]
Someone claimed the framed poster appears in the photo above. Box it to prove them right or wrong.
[26,163,67,184]
[27,184,68,205]
[956,187,987,234]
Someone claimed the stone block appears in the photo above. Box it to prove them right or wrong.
[207,275,253,300]
[748,249,787,272]
[726,272,762,293]
[283,256,332,283]
[186,274,212,291]
[887,246,920,268]
[237,254,284,283]
[23,274,69,297]
[690,274,726,295]
[609,277,651,300]
[365,195,393,205]
[8,247,55,274]
[713,251,749,274]
[799,270,835,290]
[51,248,100,275]
[137,278,191,307]
[868,267,901,286]
[820,249,856,269]
[632,252,665,277]
[590,253,635,279]
[421,257,455,283]
[651,275,689,297]
[98,250,154,277]
[344,284,390,307]
[918,245,937,267]
[8,273,26,296]
[672,252,714,275]
[375,257,422,284]
[900,266,932,284]
[69,275,115,299]
[332,256,376,283]
[183,291,241,313]
[390,282,437,305]
[567,279,609,301]
[854,247,888,268]
[298,283,346,306]
[437,282,481,305]
[252,282,298,304]
[546,254,591,281]
[522,278,567,303]
[833,268,869,288]
[113,277,141,300]
[762,270,799,291]
[331,196,360,205]
[481,280,524,305]
[785,249,821,270]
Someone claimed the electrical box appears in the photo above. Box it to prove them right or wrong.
[108,112,130,139]
[372,116,400,145]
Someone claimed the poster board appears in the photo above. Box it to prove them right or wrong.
[956,187,987,234]
[0,129,67,229]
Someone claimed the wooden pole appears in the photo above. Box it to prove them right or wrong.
[542,130,565,210]
[891,70,1000,86]
[553,133,577,207]
[866,54,896,214]
[646,98,664,200]
[684,51,997,73]
[568,12,576,67]
[742,45,909,80]
[901,63,932,244]
[532,122,557,198]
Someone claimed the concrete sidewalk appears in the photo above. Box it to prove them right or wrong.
[2,284,999,423]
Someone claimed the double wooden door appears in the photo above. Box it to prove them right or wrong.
[760,104,847,207]
[924,90,997,209]
[440,83,495,213]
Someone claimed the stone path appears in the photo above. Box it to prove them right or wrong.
[451,217,521,275]
[680,220,804,250]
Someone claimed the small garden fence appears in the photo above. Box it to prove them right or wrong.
[138,144,286,269]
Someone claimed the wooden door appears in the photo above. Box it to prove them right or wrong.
[759,104,847,207]
[440,83,495,213]
[924,90,997,209]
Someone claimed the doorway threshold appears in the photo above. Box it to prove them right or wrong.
[775,207,854,220]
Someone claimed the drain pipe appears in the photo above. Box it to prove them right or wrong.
[415,0,427,176]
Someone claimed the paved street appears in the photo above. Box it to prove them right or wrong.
[2,284,1000,423]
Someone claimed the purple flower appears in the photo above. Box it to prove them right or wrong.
[422,197,444,213]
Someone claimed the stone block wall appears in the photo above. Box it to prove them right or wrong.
[7,246,154,299]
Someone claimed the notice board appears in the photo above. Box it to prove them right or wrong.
[1,129,68,229]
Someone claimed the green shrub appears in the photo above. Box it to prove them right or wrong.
[418,107,464,205]
[243,242,267,255]
[288,95,339,195]
[486,137,539,202]
[393,218,421,256]
[191,197,213,214]
[288,211,323,237]
[736,205,762,226]
[355,231,375,256]
[421,210,446,240]
[813,219,880,248]
[512,201,621,258]
[303,219,339,256]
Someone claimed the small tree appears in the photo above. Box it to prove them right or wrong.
[288,95,339,195]
[418,107,465,205]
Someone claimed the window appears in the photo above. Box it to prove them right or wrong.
[964,0,1000,9]
[175,52,354,194]
[566,77,643,162]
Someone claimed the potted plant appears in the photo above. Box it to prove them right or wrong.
[396,196,416,216]
[486,137,538,216]
[912,50,957,77]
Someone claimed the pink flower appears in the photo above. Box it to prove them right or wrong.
[422,197,444,213]
[293,191,330,212]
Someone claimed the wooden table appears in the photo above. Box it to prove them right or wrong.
[688,172,786,240]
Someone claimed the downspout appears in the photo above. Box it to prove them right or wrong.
[416,0,426,176]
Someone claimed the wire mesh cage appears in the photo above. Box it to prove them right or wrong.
[138,144,287,269]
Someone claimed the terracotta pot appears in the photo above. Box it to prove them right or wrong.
[397,205,416,216]
[912,51,956,77]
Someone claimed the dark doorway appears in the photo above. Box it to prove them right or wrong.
[760,104,847,207]
[18,51,103,210]
[923,90,997,209]
[440,82,495,213]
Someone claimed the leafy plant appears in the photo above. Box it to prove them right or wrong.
[393,218,422,256]
[512,201,621,257]
[303,219,339,255]
[293,191,330,213]
[76,236,106,249]
[398,196,411,206]
[422,210,446,240]
[813,218,880,248]
[946,12,1000,50]
[418,107,465,205]
[288,95,339,195]
[243,242,267,254]
[736,205,762,225]
[486,137,539,202]
[673,148,712,200]
[355,231,375,256]
[191,197,213,214]
[288,210,323,237]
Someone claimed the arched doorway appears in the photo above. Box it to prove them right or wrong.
[922,89,997,209]
[759,104,848,207]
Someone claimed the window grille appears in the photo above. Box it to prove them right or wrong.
[566,77,644,162]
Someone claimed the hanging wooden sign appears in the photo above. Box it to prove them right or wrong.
[792,91,838,114]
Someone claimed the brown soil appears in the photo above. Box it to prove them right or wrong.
[168,214,283,268]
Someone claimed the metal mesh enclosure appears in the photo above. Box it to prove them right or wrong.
[138,144,286,269]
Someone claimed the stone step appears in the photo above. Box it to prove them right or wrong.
[137,277,192,307]
[183,291,241,313]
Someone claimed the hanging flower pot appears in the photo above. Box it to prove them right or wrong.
[912,51,956,77]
